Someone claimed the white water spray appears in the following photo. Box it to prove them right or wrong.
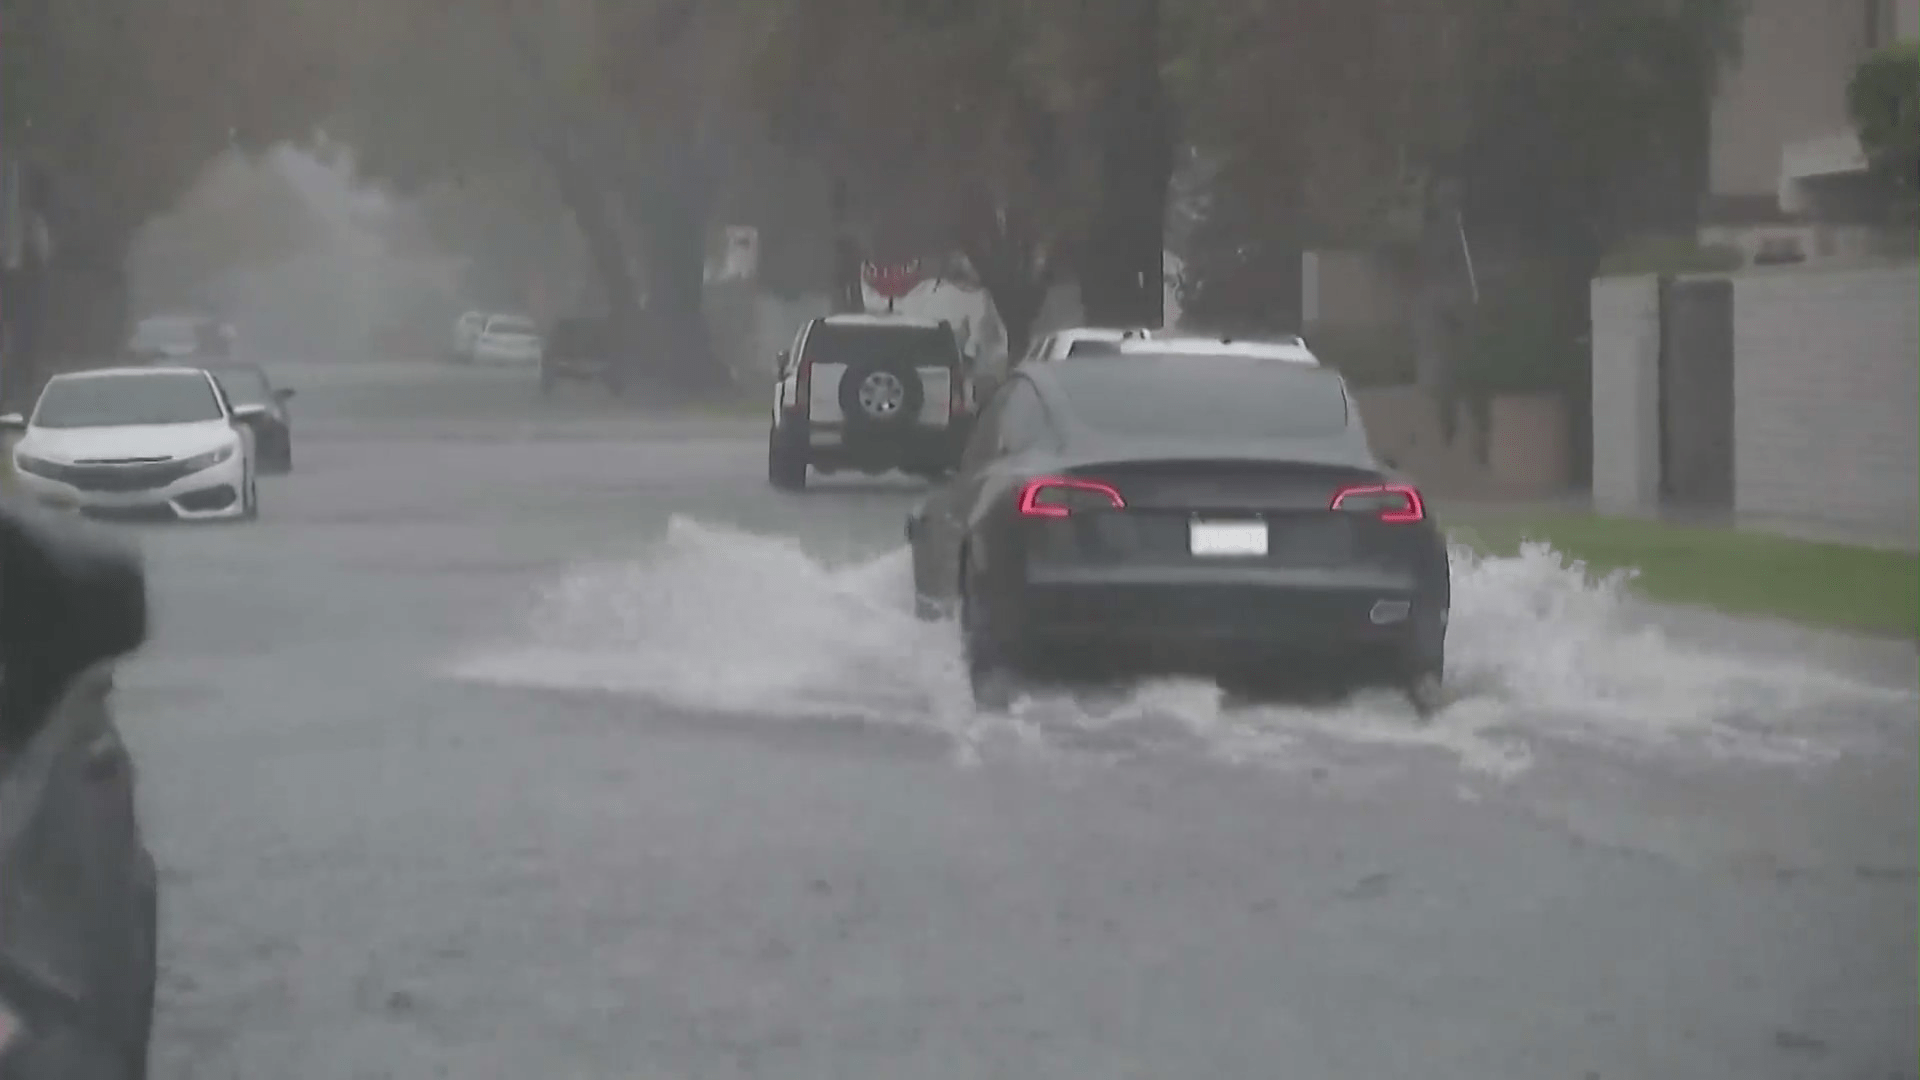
[450,516,1914,775]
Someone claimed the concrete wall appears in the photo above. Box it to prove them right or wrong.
[1730,261,1919,540]
[1590,275,1664,514]
[1590,261,1919,545]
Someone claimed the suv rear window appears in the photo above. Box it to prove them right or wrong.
[801,323,958,368]
[1053,357,1350,440]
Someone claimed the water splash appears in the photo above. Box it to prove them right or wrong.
[449,517,1914,776]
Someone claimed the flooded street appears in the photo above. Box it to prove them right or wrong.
[112,360,1916,1080]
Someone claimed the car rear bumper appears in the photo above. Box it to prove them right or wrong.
[995,565,1440,669]
[796,418,968,471]
[14,456,248,521]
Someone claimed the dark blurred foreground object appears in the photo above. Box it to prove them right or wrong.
[540,315,628,397]
[0,501,158,1080]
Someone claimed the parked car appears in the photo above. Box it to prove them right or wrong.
[767,313,972,490]
[0,499,157,1079]
[451,311,488,362]
[125,314,230,364]
[470,314,542,366]
[160,360,295,473]
[2,367,265,521]
[540,316,626,396]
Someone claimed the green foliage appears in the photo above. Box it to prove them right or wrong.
[1596,235,1745,276]
[1303,323,1417,388]
[1,0,346,235]
[1453,267,1585,397]
[1848,43,1920,202]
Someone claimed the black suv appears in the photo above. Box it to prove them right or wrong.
[540,316,625,397]
[767,314,972,490]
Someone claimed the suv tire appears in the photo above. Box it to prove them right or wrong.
[767,423,807,490]
[838,361,924,431]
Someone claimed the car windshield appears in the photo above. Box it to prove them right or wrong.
[803,323,957,366]
[1053,357,1350,439]
[129,317,204,349]
[32,372,225,428]
[486,317,536,335]
[207,366,273,406]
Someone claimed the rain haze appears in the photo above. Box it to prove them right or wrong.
[1,1,1916,1078]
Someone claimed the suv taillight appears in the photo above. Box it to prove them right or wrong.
[1329,482,1424,523]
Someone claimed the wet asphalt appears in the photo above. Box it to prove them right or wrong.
[102,359,1916,1080]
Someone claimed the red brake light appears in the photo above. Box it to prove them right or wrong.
[1330,482,1425,523]
[1017,476,1126,517]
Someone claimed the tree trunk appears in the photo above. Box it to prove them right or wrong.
[1078,0,1172,328]
[966,242,1045,365]
[634,170,728,395]
[829,175,864,313]
[541,143,644,365]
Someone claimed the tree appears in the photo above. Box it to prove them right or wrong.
[748,0,1093,359]
[333,0,742,392]
[0,0,347,397]
[1848,42,1920,219]
[127,150,334,309]
[1173,0,1739,394]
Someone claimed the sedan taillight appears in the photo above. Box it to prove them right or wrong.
[1017,477,1126,518]
[1330,482,1425,523]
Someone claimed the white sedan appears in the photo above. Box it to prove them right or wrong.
[2,367,264,521]
[471,314,543,365]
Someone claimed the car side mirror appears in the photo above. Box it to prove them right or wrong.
[0,414,23,431]
[231,404,268,424]
[775,349,790,373]
[0,502,147,747]
[273,388,295,401]
[1382,454,1400,470]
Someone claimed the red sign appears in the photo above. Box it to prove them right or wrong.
[862,260,924,300]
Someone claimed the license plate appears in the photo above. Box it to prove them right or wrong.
[1189,519,1268,557]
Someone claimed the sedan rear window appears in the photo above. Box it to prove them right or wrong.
[1053,357,1350,440]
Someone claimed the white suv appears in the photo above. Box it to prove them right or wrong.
[768,314,972,489]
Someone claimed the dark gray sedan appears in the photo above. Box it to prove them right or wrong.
[906,352,1451,713]
[0,504,157,1078]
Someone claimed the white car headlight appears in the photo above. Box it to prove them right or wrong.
[12,452,57,477]
[180,443,236,472]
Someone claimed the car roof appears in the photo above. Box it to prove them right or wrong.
[1117,334,1318,363]
[818,312,949,331]
[167,358,264,374]
[51,365,213,382]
